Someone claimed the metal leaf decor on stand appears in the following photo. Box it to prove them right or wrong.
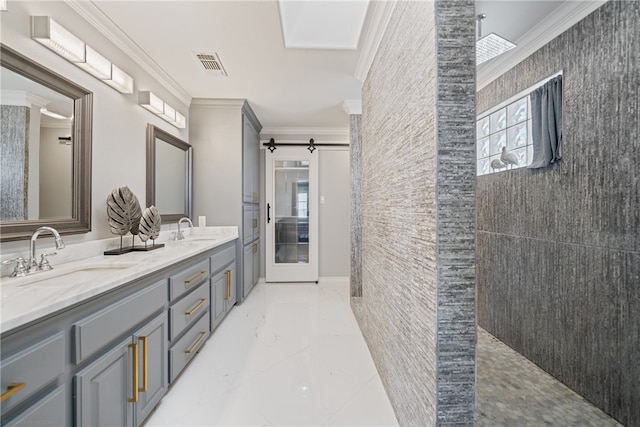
[104,186,142,255]
[134,206,164,251]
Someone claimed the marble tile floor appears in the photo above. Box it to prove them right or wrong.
[145,278,621,426]
[145,279,399,426]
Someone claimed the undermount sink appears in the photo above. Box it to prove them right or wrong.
[2,262,137,288]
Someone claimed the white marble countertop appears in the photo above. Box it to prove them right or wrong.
[0,227,238,334]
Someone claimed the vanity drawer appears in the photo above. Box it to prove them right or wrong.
[169,259,209,301]
[210,245,235,275]
[169,311,209,383]
[72,280,166,363]
[169,282,210,341]
[0,332,65,414]
[4,385,67,427]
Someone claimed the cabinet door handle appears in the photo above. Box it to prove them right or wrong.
[267,203,271,224]
[138,336,148,393]
[225,270,230,300]
[185,298,207,316]
[0,382,26,402]
[185,271,206,285]
[184,332,207,354]
[128,343,139,403]
[253,218,258,228]
[253,243,258,254]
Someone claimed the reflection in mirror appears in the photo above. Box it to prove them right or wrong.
[0,44,92,242]
[146,124,192,223]
[1,66,74,221]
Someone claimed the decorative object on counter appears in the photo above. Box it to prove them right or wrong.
[133,206,164,251]
[105,186,143,255]
[501,146,519,169]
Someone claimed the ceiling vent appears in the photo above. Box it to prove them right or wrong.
[194,52,228,76]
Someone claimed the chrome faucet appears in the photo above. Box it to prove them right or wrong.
[29,226,65,272]
[177,217,193,240]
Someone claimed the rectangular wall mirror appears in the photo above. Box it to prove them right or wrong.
[146,124,192,223]
[0,44,92,242]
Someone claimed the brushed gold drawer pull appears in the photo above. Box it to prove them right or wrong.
[185,298,207,316]
[252,218,258,228]
[138,336,148,393]
[0,383,26,402]
[225,270,231,300]
[184,271,206,285]
[128,343,139,403]
[184,332,207,354]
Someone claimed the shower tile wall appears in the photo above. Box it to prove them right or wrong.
[0,105,29,221]
[476,1,640,425]
[350,114,362,298]
[352,0,476,424]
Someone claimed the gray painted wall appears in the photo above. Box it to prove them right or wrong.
[476,2,639,425]
[352,1,476,424]
[318,149,350,278]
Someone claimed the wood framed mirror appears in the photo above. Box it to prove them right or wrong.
[146,124,192,223]
[0,44,92,242]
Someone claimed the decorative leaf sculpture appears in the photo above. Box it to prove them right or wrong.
[106,186,142,236]
[139,206,162,242]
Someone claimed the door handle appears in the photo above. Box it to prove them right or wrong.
[267,203,271,224]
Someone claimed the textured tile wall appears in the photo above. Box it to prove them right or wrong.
[476,1,640,425]
[0,105,29,221]
[350,114,362,297]
[352,1,476,424]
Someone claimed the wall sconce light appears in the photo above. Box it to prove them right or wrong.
[139,91,186,129]
[31,16,134,94]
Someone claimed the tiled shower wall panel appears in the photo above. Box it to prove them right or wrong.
[0,105,29,221]
[476,2,639,425]
[350,114,362,297]
[352,1,476,424]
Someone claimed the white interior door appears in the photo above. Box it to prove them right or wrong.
[265,147,318,283]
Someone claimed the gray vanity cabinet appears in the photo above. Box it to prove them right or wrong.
[4,386,66,427]
[75,311,168,427]
[1,239,238,427]
[190,99,261,304]
[210,243,237,331]
[0,331,66,424]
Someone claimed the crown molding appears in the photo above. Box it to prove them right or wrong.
[1,91,49,108]
[342,100,362,115]
[354,0,397,82]
[65,0,191,106]
[477,0,606,90]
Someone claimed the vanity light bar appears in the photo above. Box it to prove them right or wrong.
[139,91,186,129]
[31,16,134,94]
[104,64,134,94]
[76,45,111,80]
[31,16,85,63]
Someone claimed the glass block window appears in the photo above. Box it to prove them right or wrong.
[477,95,533,176]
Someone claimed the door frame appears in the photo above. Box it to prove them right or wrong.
[265,147,319,283]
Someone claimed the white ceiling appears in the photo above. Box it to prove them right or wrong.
[73,0,603,130]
